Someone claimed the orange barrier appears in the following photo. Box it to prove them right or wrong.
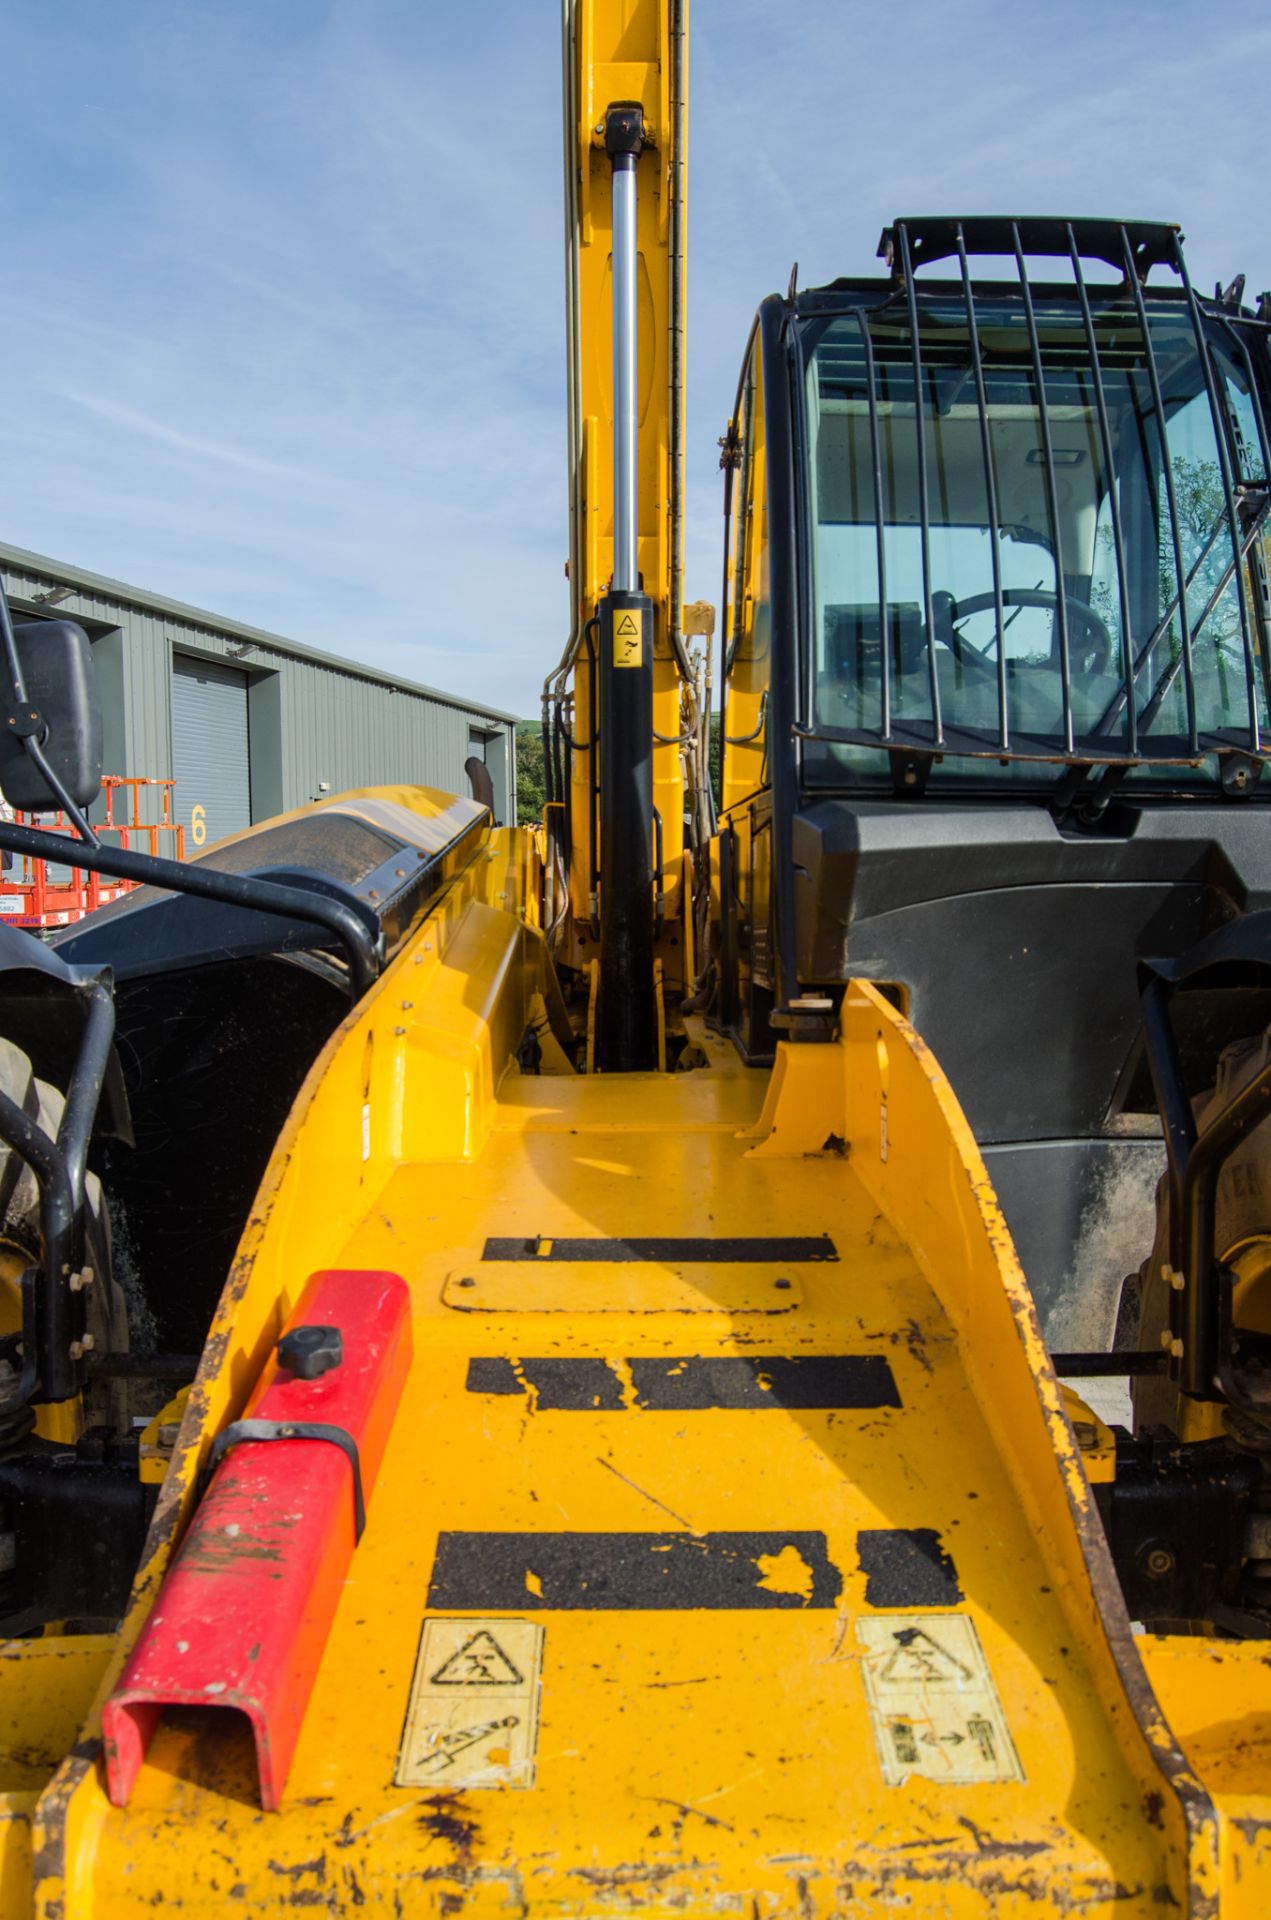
[0,776,185,930]
[100,775,187,862]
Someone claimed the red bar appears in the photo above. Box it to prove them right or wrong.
[103,1268,411,1810]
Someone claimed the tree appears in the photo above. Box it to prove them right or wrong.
[1091,449,1255,733]
[516,721,545,824]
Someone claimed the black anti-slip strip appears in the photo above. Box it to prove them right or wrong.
[465,1354,900,1411]
[857,1528,964,1607]
[481,1234,838,1263]
[426,1530,844,1610]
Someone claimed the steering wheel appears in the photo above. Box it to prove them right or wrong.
[948,588,1115,677]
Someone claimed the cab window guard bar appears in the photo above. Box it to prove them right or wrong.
[802,216,1271,768]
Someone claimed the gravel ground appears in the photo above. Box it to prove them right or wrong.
[1060,1373,1132,1431]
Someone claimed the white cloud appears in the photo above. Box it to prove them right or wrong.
[59,389,320,483]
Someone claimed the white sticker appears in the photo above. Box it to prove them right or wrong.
[361,1101,371,1162]
[396,1619,544,1790]
[857,1614,1023,1786]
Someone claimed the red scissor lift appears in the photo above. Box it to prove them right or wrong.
[0,776,186,931]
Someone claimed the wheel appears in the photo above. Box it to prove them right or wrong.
[0,1038,127,1427]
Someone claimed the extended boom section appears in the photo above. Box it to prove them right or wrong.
[547,0,701,1059]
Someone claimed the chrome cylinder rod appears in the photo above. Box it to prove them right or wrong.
[606,103,645,592]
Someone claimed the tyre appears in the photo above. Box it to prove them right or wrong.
[0,1037,127,1428]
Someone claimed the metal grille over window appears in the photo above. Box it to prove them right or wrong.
[800,217,1271,790]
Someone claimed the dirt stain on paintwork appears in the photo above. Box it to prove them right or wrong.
[418,1792,481,1864]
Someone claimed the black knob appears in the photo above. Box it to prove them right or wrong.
[277,1324,343,1381]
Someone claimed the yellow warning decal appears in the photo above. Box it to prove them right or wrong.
[857,1613,1024,1786]
[613,608,643,668]
[396,1618,544,1790]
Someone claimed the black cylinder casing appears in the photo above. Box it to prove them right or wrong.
[597,588,657,1072]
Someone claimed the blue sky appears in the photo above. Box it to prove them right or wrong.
[1,1,1266,720]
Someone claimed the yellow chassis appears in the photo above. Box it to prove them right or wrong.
[0,808,1263,1916]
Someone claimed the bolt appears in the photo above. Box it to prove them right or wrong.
[396,867,407,877]
[69,1340,83,1360]
[394,1025,406,1036]
[1142,1544,1175,1579]
[1170,1338,1184,1358]
[457,1276,476,1289]
[774,1278,792,1292]
[401,1001,414,1011]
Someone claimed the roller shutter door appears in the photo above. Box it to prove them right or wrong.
[171,654,252,849]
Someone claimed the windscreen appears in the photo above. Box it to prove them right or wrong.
[801,280,1271,789]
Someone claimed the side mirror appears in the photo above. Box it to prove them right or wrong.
[0,620,102,814]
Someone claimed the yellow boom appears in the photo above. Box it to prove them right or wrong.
[554,0,696,975]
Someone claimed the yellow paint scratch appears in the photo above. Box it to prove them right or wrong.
[509,1357,540,1415]
[606,1355,643,1412]
[754,1545,814,1602]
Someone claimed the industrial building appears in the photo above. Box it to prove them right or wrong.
[0,541,517,847]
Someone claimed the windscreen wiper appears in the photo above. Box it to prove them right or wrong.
[1049,759,1128,823]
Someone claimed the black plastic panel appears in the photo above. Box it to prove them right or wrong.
[0,621,102,813]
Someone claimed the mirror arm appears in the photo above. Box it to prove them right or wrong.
[16,735,99,846]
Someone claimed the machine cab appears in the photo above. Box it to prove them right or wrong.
[714,216,1271,1337]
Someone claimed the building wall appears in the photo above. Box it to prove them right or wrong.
[0,544,517,833]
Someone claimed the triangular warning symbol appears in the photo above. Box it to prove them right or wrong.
[430,1629,524,1687]
[615,612,640,637]
[878,1627,972,1686]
